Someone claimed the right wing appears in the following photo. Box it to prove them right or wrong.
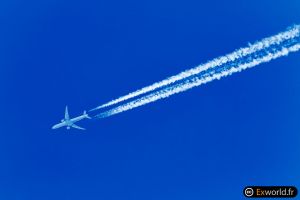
[71,124,85,130]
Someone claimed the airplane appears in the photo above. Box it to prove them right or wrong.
[52,106,91,130]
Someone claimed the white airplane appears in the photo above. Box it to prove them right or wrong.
[52,106,91,130]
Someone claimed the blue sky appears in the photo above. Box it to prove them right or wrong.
[1,0,300,199]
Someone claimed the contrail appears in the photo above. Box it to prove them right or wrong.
[92,25,300,111]
[94,25,300,118]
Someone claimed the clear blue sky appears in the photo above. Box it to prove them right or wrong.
[1,0,300,199]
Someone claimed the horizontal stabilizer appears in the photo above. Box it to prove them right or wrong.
[84,110,92,119]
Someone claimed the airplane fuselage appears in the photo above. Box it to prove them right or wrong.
[52,120,73,129]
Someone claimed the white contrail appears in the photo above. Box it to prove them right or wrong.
[96,43,300,118]
[92,25,300,111]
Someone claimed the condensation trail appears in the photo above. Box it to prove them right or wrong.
[94,25,300,118]
[92,25,300,111]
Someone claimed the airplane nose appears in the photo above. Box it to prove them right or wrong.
[52,124,57,129]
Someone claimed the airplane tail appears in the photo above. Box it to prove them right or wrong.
[84,110,92,119]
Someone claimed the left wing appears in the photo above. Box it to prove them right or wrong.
[65,106,70,120]
[71,124,85,130]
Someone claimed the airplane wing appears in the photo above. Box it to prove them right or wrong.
[71,124,85,130]
[65,106,70,120]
